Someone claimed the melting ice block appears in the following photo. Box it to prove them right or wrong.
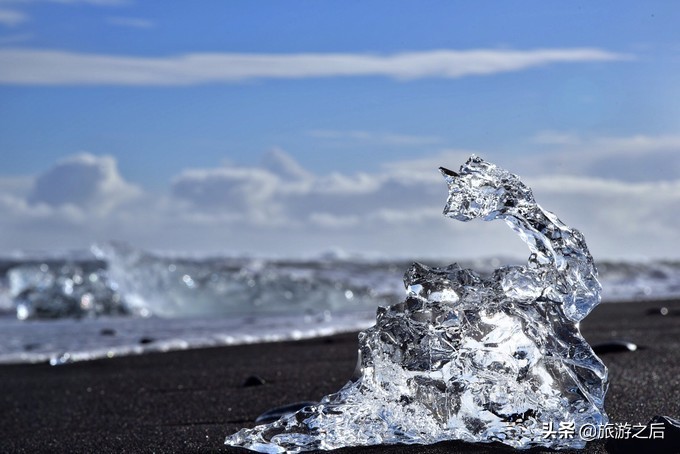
[225,156,608,451]
[9,263,127,320]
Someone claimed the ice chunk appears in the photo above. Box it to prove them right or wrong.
[9,263,127,320]
[225,156,608,451]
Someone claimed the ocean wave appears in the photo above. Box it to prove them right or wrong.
[2,244,680,364]
[2,243,680,321]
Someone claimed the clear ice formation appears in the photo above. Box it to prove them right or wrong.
[225,156,608,451]
[8,263,128,320]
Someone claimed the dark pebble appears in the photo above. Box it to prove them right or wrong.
[593,340,638,354]
[646,306,670,316]
[242,375,266,387]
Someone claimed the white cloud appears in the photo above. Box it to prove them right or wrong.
[171,165,284,224]
[1,145,679,260]
[0,175,32,197]
[311,172,379,194]
[522,133,680,182]
[260,147,312,182]
[526,176,680,259]
[0,8,26,26]
[27,152,141,214]
[169,150,444,227]
[107,16,153,29]
[309,212,361,228]
[0,47,630,86]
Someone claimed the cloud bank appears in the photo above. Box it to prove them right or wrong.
[1,136,679,260]
[0,48,629,85]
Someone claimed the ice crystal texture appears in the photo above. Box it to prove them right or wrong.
[225,156,608,452]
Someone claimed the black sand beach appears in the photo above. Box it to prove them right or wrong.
[2,299,680,453]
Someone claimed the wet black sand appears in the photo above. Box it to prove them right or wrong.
[1,300,680,453]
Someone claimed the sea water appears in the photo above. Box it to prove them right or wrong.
[1,243,679,365]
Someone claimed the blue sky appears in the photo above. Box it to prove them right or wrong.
[1,1,679,259]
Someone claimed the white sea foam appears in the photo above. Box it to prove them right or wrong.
[0,311,375,365]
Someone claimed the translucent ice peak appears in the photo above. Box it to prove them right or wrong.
[225,156,608,452]
[440,156,601,321]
